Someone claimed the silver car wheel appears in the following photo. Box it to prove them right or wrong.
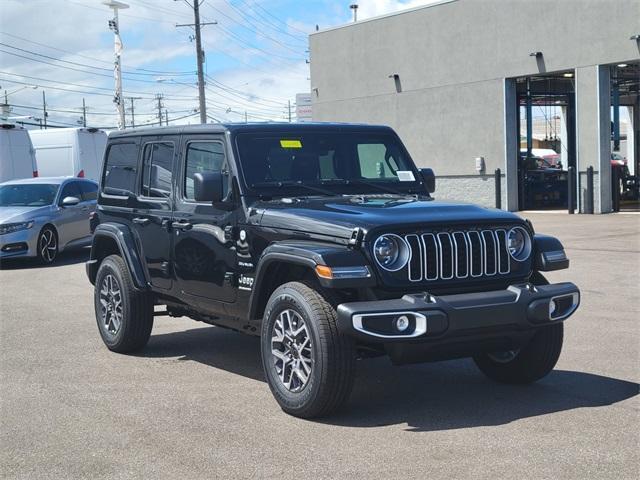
[270,309,313,393]
[39,228,57,263]
[99,274,123,336]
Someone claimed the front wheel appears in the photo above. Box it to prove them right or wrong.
[37,226,58,264]
[261,281,356,418]
[473,322,564,384]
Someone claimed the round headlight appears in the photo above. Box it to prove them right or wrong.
[507,226,532,261]
[373,234,410,271]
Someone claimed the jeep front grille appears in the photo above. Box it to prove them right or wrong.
[405,230,510,282]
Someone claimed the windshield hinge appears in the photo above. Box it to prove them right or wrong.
[348,227,364,249]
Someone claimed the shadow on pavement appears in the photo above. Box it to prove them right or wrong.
[143,326,639,431]
[0,247,90,270]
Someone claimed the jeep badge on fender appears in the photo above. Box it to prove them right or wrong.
[86,123,579,418]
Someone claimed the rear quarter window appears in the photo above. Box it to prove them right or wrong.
[102,143,139,195]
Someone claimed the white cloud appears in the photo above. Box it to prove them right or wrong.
[0,0,312,128]
[352,0,443,20]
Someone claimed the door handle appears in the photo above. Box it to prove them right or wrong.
[132,217,151,226]
[171,220,192,231]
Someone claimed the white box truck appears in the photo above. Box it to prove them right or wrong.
[0,124,38,182]
[29,127,107,181]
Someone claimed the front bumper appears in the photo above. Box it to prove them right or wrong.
[336,282,579,353]
[0,228,38,259]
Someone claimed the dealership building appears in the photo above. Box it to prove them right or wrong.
[309,0,640,212]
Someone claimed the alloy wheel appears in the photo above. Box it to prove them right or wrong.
[270,309,313,392]
[99,274,123,336]
[39,229,57,263]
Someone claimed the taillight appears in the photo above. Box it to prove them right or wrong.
[77,170,85,178]
[33,170,38,177]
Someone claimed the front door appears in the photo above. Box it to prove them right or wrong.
[131,137,177,290]
[172,135,237,305]
[56,180,89,247]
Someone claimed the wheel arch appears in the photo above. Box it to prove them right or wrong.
[248,241,374,321]
[86,223,148,288]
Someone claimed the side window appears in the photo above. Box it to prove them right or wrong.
[79,182,98,201]
[184,141,226,200]
[59,181,82,203]
[141,142,174,198]
[318,150,338,179]
[103,143,139,195]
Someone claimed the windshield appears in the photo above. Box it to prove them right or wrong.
[235,131,422,197]
[0,184,58,207]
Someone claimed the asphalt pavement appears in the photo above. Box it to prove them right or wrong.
[1,213,638,479]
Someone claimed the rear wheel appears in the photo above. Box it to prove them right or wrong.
[94,254,153,353]
[261,281,356,418]
[37,226,58,264]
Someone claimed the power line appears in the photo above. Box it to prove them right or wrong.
[0,45,195,85]
[0,32,197,76]
[0,72,199,100]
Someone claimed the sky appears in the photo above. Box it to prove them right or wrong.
[0,0,438,129]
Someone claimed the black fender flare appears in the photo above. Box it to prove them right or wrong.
[86,223,149,288]
[248,241,375,320]
[533,233,569,271]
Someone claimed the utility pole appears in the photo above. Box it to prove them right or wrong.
[164,109,169,126]
[176,2,217,125]
[288,100,292,123]
[126,96,142,127]
[81,98,87,127]
[103,1,129,130]
[244,111,247,123]
[42,90,47,129]
[155,93,164,126]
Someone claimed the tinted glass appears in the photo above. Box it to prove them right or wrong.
[59,181,82,202]
[184,141,226,200]
[141,142,174,198]
[235,132,419,196]
[0,184,59,207]
[79,182,98,201]
[103,143,138,195]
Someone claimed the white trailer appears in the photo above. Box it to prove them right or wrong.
[0,124,38,182]
[29,128,108,181]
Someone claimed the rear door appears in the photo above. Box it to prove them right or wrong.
[171,135,237,305]
[131,137,177,290]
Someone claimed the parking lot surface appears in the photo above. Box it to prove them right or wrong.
[1,213,638,479]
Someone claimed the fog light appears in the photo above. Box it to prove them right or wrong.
[396,315,410,332]
[549,299,557,318]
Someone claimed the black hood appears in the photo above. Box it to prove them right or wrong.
[254,195,526,240]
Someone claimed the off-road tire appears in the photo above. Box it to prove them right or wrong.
[261,281,356,418]
[473,322,563,384]
[94,254,153,353]
[473,271,562,384]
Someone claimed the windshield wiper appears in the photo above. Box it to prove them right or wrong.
[339,178,412,196]
[250,181,336,197]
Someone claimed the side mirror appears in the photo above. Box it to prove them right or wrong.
[61,196,81,207]
[420,168,436,193]
[194,171,223,203]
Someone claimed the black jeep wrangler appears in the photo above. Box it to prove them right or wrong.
[87,123,580,418]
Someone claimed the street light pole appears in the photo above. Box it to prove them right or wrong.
[103,1,129,130]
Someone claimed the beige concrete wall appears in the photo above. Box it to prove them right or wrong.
[310,0,640,211]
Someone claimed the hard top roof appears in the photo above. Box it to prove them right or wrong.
[107,122,394,139]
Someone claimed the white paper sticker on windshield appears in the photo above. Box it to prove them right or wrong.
[397,170,415,182]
